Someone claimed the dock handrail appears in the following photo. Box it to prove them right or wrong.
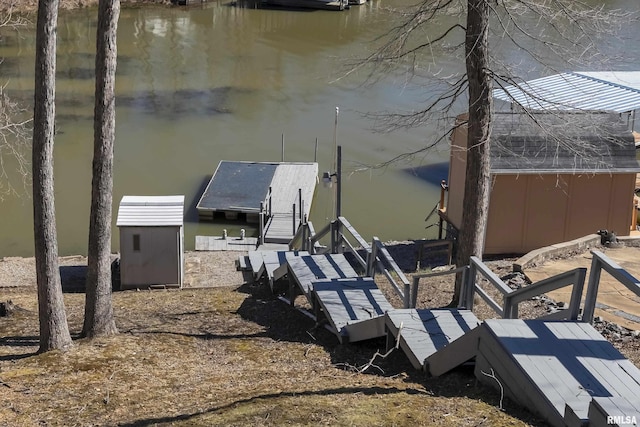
[258,187,274,245]
[368,237,411,308]
[582,250,640,323]
[462,256,587,321]
[288,216,410,307]
[410,266,469,309]
[289,216,315,251]
[504,268,586,320]
[464,257,511,317]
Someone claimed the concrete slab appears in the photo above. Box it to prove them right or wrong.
[524,246,640,330]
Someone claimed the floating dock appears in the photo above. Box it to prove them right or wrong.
[196,161,318,244]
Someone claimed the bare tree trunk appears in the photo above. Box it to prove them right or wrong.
[452,0,493,305]
[32,0,73,352]
[82,0,120,338]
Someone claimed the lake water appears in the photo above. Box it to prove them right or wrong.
[0,0,638,257]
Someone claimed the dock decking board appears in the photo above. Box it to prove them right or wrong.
[481,320,640,426]
[247,250,309,282]
[286,254,357,295]
[195,235,258,251]
[264,163,318,243]
[385,309,480,370]
[312,278,394,343]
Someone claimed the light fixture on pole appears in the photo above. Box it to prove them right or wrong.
[322,145,342,219]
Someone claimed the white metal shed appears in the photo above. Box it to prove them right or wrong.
[116,195,185,289]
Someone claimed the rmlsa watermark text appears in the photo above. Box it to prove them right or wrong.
[607,415,638,425]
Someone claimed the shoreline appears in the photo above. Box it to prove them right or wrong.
[0,0,172,14]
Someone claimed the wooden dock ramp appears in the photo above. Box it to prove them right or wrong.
[312,278,394,343]
[244,238,640,427]
[406,318,640,427]
[384,309,481,371]
[475,320,640,427]
[247,251,394,343]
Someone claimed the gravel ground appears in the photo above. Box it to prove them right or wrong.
[0,250,245,290]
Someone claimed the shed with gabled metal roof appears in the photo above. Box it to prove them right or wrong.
[116,195,185,289]
[443,112,640,255]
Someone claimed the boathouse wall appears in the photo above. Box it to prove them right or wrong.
[446,112,639,255]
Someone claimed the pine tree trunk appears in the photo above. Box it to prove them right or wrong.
[82,0,120,338]
[32,0,73,352]
[452,0,493,304]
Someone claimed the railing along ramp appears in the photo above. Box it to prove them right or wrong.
[241,217,640,427]
[414,253,640,427]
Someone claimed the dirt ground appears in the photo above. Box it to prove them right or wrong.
[1,248,551,427]
[1,244,640,426]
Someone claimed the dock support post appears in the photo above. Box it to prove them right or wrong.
[259,202,265,245]
[314,138,318,163]
[367,240,378,278]
[336,146,342,219]
[330,220,337,254]
[292,203,297,235]
[583,255,603,323]
[438,180,447,240]
[463,263,475,310]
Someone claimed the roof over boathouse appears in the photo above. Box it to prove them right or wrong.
[493,71,640,114]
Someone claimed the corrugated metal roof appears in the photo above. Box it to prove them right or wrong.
[493,71,640,113]
[116,195,184,227]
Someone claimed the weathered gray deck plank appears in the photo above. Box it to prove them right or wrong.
[247,250,309,282]
[482,320,640,426]
[548,322,640,413]
[486,320,584,420]
[264,163,318,243]
[313,278,394,343]
[287,254,358,297]
[195,235,258,251]
[385,309,479,370]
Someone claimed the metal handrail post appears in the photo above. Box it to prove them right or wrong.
[292,203,296,235]
[258,202,264,246]
[403,282,411,309]
[330,220,337,254]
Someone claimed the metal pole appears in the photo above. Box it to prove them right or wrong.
[333,107,339,172]
[298,188,302,221]
[336,145,342,219]
[281,133,285,162]
[292,203,296,235]
[314,137,318,163]
[259,202,264,246]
